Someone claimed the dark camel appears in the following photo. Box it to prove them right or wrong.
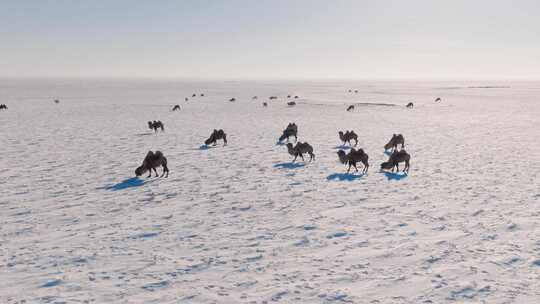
[135,151,169,178]
[338,130,358,146]
[380,150,410,173]
[337,148,369,174]
[286,142,315,162]
[384,134,405,152]
[279,123,298,142]
[205,129,227,146]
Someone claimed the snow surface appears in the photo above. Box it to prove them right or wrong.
[1,79,540,303]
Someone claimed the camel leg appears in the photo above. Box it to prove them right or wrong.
[347,163,351,173]
[147,170,152,178]
[292,154,298,162]
[223,135,227,146]
[395,163,399,172]
[153,168,159,177]
[353,162,358,172]
[300,153,305,162]
[354,139,358,146]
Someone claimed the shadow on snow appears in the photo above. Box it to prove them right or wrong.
[99,177,151,191]
[334,145,353,150]
[327,173,364,181]
[382,171,408,180]
[274,162,305,169]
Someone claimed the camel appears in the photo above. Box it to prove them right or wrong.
[185,97,189,101]
[205,129,227,146]
[406,102,414,108]
[380,149,410,173]
[338,130,358,146]
[269,96,278,100]
[346,105,355,112]
[287,95,291,98]
[252,96,258,100]
[294,96,299,99]
[286,142,315,162]
[263,102,268,107]
[148,120,165,132]
[54,99,60,104]
[229,98,236,102]
[200,93,204,97]
[135,151,169,178]
[172,105,181,111]
[278,123,298,142]
[435,97,441,102]
[287,101,296,106]
[0,104,7,110]
[354,90,358,93]
[192,94,196,97]
[337,148,369,174]
[384,134,405,152]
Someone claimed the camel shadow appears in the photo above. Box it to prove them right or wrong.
[334,145,353,150]
[274,162,305,169]
[100,177,151,191]
[198,144,221,150]
[382,171,408,180]
[327,173,364,181]
[135,132,154,137]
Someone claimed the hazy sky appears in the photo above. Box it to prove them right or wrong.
[2,0,540,79]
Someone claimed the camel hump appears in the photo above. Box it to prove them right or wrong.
[154,151,164,157]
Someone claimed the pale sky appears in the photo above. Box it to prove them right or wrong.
[1,0,540,79]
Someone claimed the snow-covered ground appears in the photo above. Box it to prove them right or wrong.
[1,79,539,303]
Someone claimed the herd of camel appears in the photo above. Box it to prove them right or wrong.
[1,94,415,179]
[135,121,411,178]
[170,93,302,111]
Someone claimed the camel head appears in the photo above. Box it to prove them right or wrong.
[286,143,295,155]
[380,161,393,170]
[337,150,348,164]
[135,166,147,177]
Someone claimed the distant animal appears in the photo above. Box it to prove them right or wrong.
[287,95,291,98]
[338,130,358,146]
[263,102,268,107]
[337,148,369,174]
[0,104,7,110]
[384,134,405,152]
[354,90,358,93]
[346,105,355,111]
[229,98,236,102]
[172,105,181,111]
[252,96,258,100]
[279,123,298,142]
[200,93,204,97]
[294,96,299,99]
[148,120,165,132]
[185,97,189,101]
[205,129,227,146]
[380,149,410,173]
[192,94,197,97]
[269,96,278,100]
[406,102,414,108]
[287,101,296,106]
[54,99,60,104]
[348,89,352,93]
[135,151,169,178]
[435,97,441,102]
[286,142,315,162]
